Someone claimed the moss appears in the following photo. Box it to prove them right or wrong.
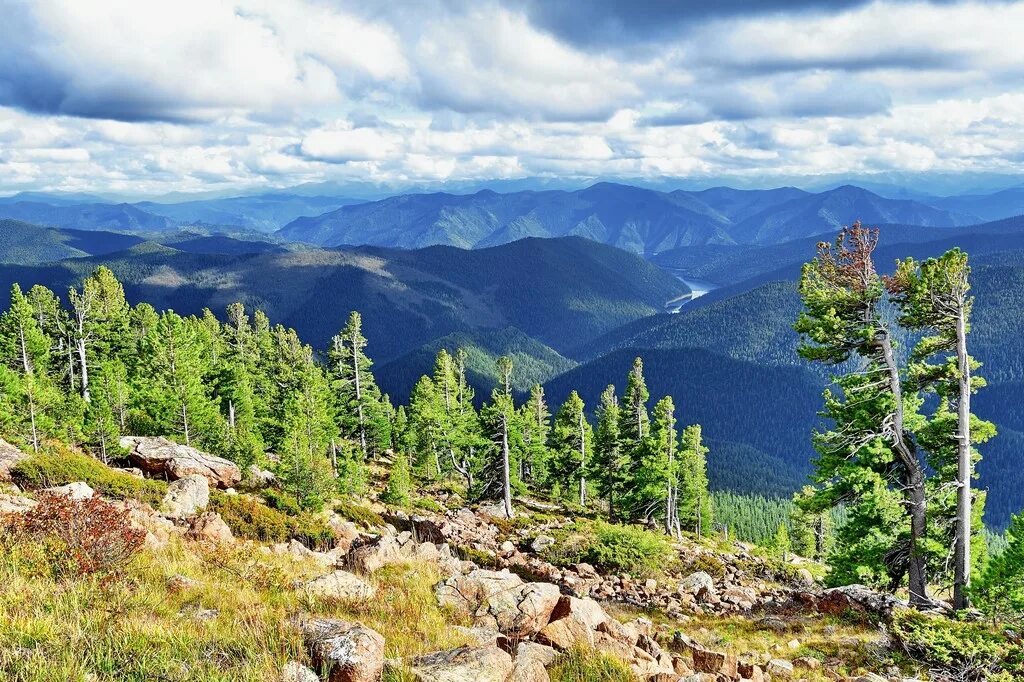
[11,450,166,505]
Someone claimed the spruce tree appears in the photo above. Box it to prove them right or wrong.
[329,312,388,458]
[381,453,412,507]
[650,397,680,535]
[278,360,336,511]
[478,356,520,518]
[677,424,712,536]
[519,384,551,486]
[548,390,593,506]
[593,384,626,521]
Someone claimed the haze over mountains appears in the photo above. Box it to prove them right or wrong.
[3,180,1024,526]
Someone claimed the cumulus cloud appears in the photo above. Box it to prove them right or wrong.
[0,0,1022,195]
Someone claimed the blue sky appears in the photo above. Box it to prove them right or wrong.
[1,0,1022,197]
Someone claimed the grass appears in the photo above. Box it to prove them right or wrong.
[548,646,637,682]
[11,448,167,505]
[0,531,473,682]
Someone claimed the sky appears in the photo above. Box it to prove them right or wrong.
[1,0,1023,198]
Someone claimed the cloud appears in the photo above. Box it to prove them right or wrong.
[0,0,1022,196]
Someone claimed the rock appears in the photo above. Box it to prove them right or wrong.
[120,436,241,488]
[548,596,609,631]
[515,642,558,668]
[299,617,385,682]
[166,574,199,593]
[304,570,376,602]
[161,474,210,518]
[242,464,276,490]
[0,492,37,514]
[531,535,555,553]
[853,675,888,682]
[511,654,550,682]
[274,538,339,566]
[537,611,594,650]
[187,512,234,543]
[765,658,794,677]
[689,646,737,678]
[0,439,27,481]
[43,481,94,500]
[280,661,319,682]
[407,646,514,682]
[435,569,561,637]
[819,584,907,621]
[792,656,820,670]
[738,661,765,682]
[453,626,508,649]
[348,533,446,573]
[329,516,361,553]
[795,568,815,586]
[679,571,716,602]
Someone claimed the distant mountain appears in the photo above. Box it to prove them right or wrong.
[136,194,364,233]
[930,186,1024,222]
[0,236,684,363]
[278,182,975,252]
[0,219,145,264]
[279,183,735,253]
[0,201,175,232]
[729,185,974,244]
[376,327,578,402]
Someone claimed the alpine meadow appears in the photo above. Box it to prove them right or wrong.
[2,2,1024,681]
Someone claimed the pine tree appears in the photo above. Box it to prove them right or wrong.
[593,384,626,521]
[650,397,680,535]
[407,375,445,479]
[677,424,712,537]
[772,522,792,561]
[330,312,388,458]
[795,224,931,605]
[791,486,834,560]
[888,249,995,610]
[381,453,412,507]
[65,266,130,403]
[519,384,551,486]
[548,391,593,506]
[973,512,1024,622]
[478,356,520,518]
[278,360,336,511]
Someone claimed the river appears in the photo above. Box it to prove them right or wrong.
[664,271,720,313]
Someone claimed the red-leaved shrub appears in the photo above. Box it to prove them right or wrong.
[6,494,145,579]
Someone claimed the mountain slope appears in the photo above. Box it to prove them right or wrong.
[0,219,145,264]
[0,236,685,364]
[731,185,974,244]
[931,185,1024,222]
[0,201,175,232]
[136,194,364,232]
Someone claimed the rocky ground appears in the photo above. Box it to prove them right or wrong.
[0,436,935,681]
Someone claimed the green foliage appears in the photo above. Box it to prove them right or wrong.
[539,520,673,577]
[548,645,637,682]
[973,512,1024,622]
[891,609,1024,680]
[211,494,336,550]
[381,455,412,506]
[12,450,166,505]
[334,499,385,529]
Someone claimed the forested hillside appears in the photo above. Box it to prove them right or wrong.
[0,235,684,363]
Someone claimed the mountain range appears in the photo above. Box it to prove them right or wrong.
[3,180,1024,526]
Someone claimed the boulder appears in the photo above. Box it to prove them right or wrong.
[435,569,561,637]
[530,535,555,553]
[348,532,449,574]
[0,439,27,481]
[689,645,737,678]
[765,658,794,677]
[280,661,319,682]
[299,617,385,682]
[515,642,558,668]
[548,596,609,631]
[537,611,594,650]
[187,511,234,543]
[242,464,276,490]
[120,436,241,488]
[795,568,815,586]
[406,646,514,682]
[329,516,361,553]
[161,474,209,518]
[679,571,716,602]
[304,570,376,602]
[43,481,94,500]
[818,584,907,621]
[0,492,36,514]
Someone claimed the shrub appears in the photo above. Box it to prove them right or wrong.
[412,497,442,513]
[11,450,166,505]
[212,494,336,550]
[3,494,145,579]
[891,608,1024,681]
[548,645,637,682]
[335,498,385,528]
[381,456,411,506]
[540,520,673,577]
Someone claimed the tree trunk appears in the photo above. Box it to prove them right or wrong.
[76,337,90,403]
[578,409,587,506]
[181,402,190,446]
[879,332,930,606]
[501,414,513,519]
[953,307,973,610]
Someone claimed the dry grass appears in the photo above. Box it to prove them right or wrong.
[0,534,471,682]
